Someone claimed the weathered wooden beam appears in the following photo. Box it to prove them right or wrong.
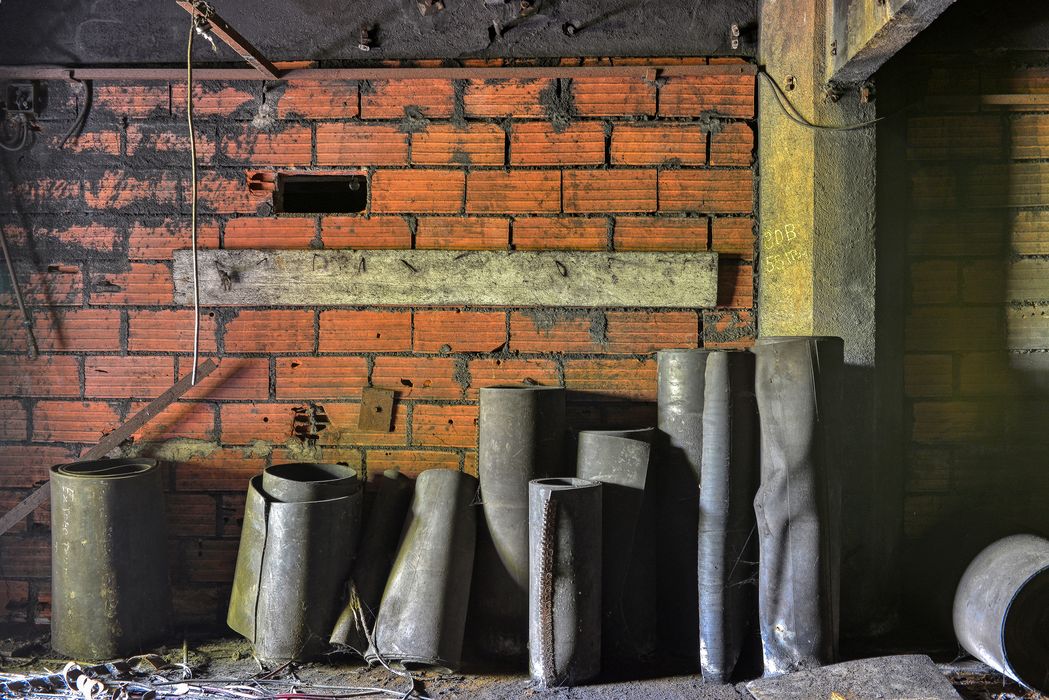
[828,0,958,86]
[173,250,718,308]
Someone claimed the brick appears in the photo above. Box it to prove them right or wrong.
[361,80,455,119]
[220,493,246,537]
[172,82,258,117]
[89,263,173,305]
[466,358,560,399]
[1011,211,1049,256]
[0,265,81,307]
[130,401,216,441]
[659,75,755,118]
[904,355,954,398]
[564,170,656,213]
[372,357,462,400]
[718,261,753,307]
[168,493,219,537]
[908,115,1002,160]
[37,222,120,253]
[1003,258,1049,302]
[605,311,699,353]
[270,446,363,470]
[909,212,1003,257]
[910,166,956,209]
[221,124,312,166]
[7,179,81,213]
[416,217,509,249]
[47,127,121,155]
[319,310,412,352]
[906,449,951,494]
[366,449,459,479]
[220,403,297,444]
[414,310,506,353]
[513,217,607,250]
[316,124,409,165]
[910,260,958,304]
[322,216,412,249]
[276,81,358,119]
[411,404,478,448]
[659,170,754,213]
[276,357,368,399]
[463,79,552,118]
[1007,306,1049,351]
[321,402,407,447]
[412,124,505,166]
[905,307,1002,352]
[0,580,29,622]
[95,84,168,118]
[128,219,221,260]
[463,451,478,477]
[614,217,707,251]
[610,125,706,166]
[85,356,174,399]
[32,401,120,443]
[197,172,262,215]
[912,401,997,443]
[511,122,605,166]
[0,400,27,440]
[84,171,179,210]
[0,356,79,398]
[225,310,315,353]
[127,124,217,160]
[958,352,1016,397]
[222,217,315,249]
[564,358,656,401]
[181,358,269,400]
[711,217,754,257]
[173,450,266,491]
[510,311,604,353]
[958,260,1001,304]
[0,309,120,353]
[183,539,239,583]
[710,122,755,166]
[0,446,73,487]
[128,309,219,353]
[571,78,656,116]
[371,170,465,213]
[702,308,755,349]
[0,539,50,578]
[466,171,561,215]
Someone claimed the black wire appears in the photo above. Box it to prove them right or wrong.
[757,69,912,132]
[58,79,93,149]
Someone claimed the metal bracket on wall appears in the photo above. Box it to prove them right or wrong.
[175,0,281,79]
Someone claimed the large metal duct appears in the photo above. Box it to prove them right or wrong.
[472,385,567,659]
[655,349,706,659]
[954,534,1049,694]
[367,469,477,672]
[698,351,758,683]
[576,427,656,669]
[228,463,363,661]
[50,458,171,660]
[330,469,414,651]
[753,336,844,676]
[528,477,602,688]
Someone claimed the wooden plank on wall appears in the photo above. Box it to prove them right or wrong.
[173,249,718,308]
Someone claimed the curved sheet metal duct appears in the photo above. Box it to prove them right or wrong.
[753,336,844,676]
[50,458,171,660]
[228,462,363,661]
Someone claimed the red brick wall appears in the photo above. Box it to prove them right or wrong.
[0,59,756,627]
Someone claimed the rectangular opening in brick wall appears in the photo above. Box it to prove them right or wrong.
[275,174,367,214]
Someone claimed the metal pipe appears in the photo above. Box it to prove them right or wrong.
[654,349,707,661]
[575,427,657,669]
[50,458,171,660]
[753,336,844,676]
[367,469,477,673]
[954,534,1049,694]
[0,223,38,358]
[473,385,568,659]
[330,469,414,651]
[698,351,758,683]
[528,477,602,688]
[228,463,363,661]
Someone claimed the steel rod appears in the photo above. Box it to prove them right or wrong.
[0,223,38,359]
[175,0,282,79]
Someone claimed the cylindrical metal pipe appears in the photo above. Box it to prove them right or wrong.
[528,477,602,688]
[954,534,1049,694]
[228,463,363,661]
[473,385,567,659]
[576,427,656,668]
[698,351,758,683]
[50,458,171,660]
[655,349,707,660]
[753,336,844,676]
[330,469,414,650]
[367,469,477,673]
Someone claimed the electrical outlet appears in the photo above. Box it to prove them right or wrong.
[4,82,37,114]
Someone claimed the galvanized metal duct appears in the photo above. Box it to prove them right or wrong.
[228,463,363,661]
[366,469,477,673]
[472,385,568,659]
[954,534,1049,694]
[655,349,706,660]
[330,469,414,651]
[50,458,171,660]
[698,351,759,683]
[753,337,844,676]
[576,427,657,669]
[528,477,603,688]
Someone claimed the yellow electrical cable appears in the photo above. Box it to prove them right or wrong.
[187,12,200,385]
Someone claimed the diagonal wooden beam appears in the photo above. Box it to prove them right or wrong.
[176,1,281,79]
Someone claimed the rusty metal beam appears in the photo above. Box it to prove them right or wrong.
[176,1,281,79]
